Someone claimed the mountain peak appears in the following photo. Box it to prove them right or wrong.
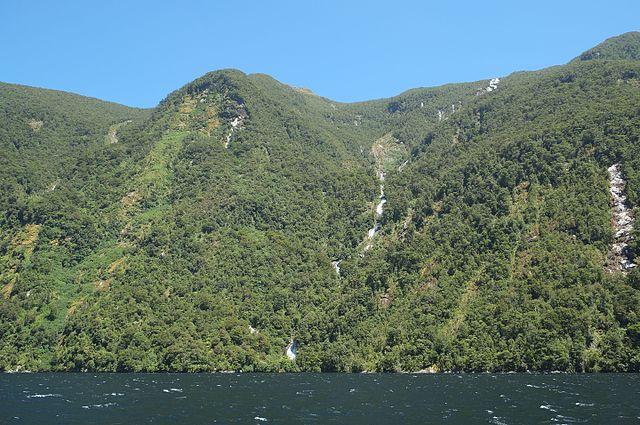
[573,31,640,62]
[159,68,249,108]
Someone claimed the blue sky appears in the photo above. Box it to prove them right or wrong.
[1,1,638,108]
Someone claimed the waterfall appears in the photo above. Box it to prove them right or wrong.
[285,340,297,360]
[331,260,342,276]
[365,172,387,250]
[607,163,636,272]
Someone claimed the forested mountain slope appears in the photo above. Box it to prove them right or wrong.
[1,32,639,372]
[342,39,640,372]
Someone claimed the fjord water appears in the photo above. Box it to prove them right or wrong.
[2,373,639,424]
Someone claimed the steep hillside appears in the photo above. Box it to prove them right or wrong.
[0,83,151,369]
[1,33,639,372]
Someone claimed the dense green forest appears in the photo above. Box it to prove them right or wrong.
[1,32,640,372]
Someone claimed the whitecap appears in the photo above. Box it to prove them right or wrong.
[254,417,268,422]
[27,393,62,398]
[540,404,557,412]
[82,403,117,409]
[554,414,578,421]
[575,402,594,407]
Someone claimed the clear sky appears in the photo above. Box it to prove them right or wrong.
[1,0,638,108]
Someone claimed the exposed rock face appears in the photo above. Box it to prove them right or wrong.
[486,77,500,92]
[606,163,636,273]
[225,114,245,148]
[475,77,501,95]
[28,119,43,131]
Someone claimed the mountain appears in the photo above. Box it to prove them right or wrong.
[1,33,640,372]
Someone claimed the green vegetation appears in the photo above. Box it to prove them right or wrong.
[1,33,640,372]
[574,31,640,62]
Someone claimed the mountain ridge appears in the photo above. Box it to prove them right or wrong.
[573,31,640,62]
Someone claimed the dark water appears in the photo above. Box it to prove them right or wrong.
[1,373,639,424]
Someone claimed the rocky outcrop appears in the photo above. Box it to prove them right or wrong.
[475,77,500,95]
[106,120,131,144]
